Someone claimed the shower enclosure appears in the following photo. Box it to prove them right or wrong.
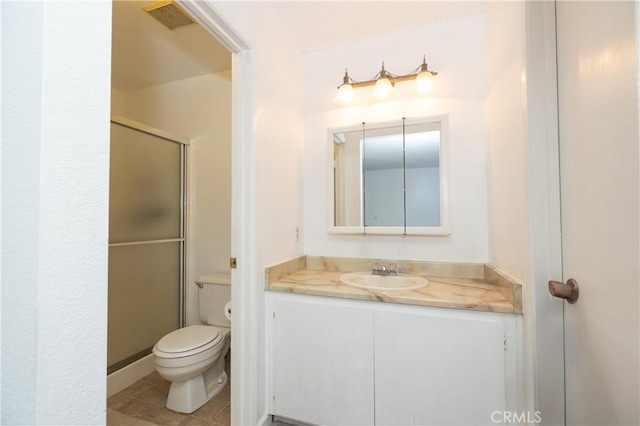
[107,118,187,374]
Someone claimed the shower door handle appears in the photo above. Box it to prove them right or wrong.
[548,278,579,304]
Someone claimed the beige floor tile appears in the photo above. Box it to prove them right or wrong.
[119,399,155,419]
[144,386,170,407]
[139,403,189,426]
[121,380,169,407]
[108,393,138,411]
[211,384,230,404]
[211,405,230,426]
[190,399,226,422]
[107,408,157,426]
[179,416,215,426]
[120,380,149,397]
[141,371,171,390]
[109,363,231,426]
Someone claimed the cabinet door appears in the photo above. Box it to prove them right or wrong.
[271,294,375,425]
[374,310,506,425]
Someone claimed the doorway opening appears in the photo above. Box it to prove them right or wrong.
[106,1,243,423]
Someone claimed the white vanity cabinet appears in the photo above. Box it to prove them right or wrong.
[270,293,521,426]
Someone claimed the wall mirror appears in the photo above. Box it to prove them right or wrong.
[330,116,449,235]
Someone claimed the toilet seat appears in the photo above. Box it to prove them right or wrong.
[154,325,223,359]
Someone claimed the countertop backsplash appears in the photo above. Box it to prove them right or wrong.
[266,256,523,314]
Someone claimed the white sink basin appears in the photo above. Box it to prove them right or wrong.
[339,271,429,291]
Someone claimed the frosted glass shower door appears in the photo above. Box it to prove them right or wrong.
[108,121,186,372]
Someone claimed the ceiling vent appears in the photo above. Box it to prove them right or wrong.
[142,1,195,30]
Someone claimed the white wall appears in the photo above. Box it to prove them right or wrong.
[485,2,530,284]
[211,2,306,268]
[202,3,306,422]
[303,14,488,262]
[117,71,232,326]
[2,1,111,424]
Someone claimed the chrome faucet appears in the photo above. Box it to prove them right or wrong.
[371,261,398,276]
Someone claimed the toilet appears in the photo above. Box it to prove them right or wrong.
[153,273,231,414]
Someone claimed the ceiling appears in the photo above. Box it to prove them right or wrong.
[265,1,486,53]
[111,1,485,92]
[111,1,231,92]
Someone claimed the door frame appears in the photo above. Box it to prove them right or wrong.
[525,2,565,424]
[176,2,258,425]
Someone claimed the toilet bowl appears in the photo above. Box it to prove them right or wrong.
[153,273,232,414]
[154,325,230,413]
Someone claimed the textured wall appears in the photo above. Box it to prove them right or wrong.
[2,2,111,424]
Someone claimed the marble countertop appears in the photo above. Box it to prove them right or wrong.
[269,267,522,314]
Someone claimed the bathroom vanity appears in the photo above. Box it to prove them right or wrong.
[266,256,523,426]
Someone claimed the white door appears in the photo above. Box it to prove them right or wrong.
[556,2,639,424]
[271,293,375,425]
[374,310,509,426]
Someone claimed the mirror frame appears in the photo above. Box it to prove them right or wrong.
[328,115,450,236]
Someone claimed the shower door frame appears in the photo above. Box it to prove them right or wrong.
[107,116,189,373]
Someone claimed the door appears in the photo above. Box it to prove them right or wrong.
[107,120,186,373]
[271,293,374,426]
[374,310,509,426]
[556,2,639,424]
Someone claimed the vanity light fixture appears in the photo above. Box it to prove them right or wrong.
[333,55,438,106]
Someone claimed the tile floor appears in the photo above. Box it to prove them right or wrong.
[107,363,230,426]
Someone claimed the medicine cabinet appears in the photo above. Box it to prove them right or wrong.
[329,116,449,235]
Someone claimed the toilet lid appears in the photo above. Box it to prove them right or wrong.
[155,325,222,354]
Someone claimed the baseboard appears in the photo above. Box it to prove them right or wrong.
[258,412,272,426]
[270,415,315,425]
[107,354,155,397]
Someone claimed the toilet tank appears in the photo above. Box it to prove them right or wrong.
[197,272,231,327]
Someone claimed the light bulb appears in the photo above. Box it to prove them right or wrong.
[333,83,355,106]
[414,71,434,95]
[373,78,394,101]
